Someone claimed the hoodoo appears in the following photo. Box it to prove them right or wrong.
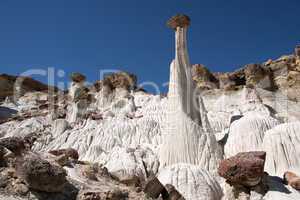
[159,14,221,173]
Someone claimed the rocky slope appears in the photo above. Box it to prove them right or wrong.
[0,15,300,200]
[0,74,58,102]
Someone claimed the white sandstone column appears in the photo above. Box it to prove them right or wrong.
[159,15,221,173]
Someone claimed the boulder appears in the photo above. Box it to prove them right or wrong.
[165,184,185,200]
[77,189,128,200]
[143,176,168,199]
[16,154,68,193]
[80,164,111,181]
[218,151,266,187]
[0,137,26,155]
[48,148,79,160]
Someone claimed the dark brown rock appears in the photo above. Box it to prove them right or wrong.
[283,171,300,190]
[165,184,185,200]
[0,137,26,156]
[16,154,68,193]
[218,151,266,187]
[70,73,86,83]
[90,113,103,121]
[167,14,191,29]
[49,148,79,160]
[143,177,168,199]
[0,74,58,101]
[77,189,128,200]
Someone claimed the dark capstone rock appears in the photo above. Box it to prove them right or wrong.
[100,71,137,91]
[16,154,67,193]
[70,73,86,83]
[218,151,266,187]
[0,137,26,155]
[167,14,191,29]
[143,177,168,199]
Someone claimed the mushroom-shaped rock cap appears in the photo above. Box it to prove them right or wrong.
[70,72,86,83]
[167,14,191,29]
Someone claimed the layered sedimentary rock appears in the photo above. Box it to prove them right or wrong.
[159,15,221,173]
[0,74,58,102]
[244,64,273,89]
[192,64,218,90]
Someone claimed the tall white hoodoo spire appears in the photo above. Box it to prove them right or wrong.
[159,15,222,173]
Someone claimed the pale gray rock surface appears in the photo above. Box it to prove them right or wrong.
[263,122,300,176]
[158,163,223,200]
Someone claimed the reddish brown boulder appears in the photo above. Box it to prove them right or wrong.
[283,171,300,190]
[218,151,266,187]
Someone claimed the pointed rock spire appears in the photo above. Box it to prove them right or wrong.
[159,15,221,173]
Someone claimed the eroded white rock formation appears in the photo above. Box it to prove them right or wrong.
[159,15,222,173]
[263,122,300,176]
[67,76,89,123]
[158,163,223,200]
[225,114,279,157]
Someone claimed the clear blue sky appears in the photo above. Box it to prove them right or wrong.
[0,0,300,93]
